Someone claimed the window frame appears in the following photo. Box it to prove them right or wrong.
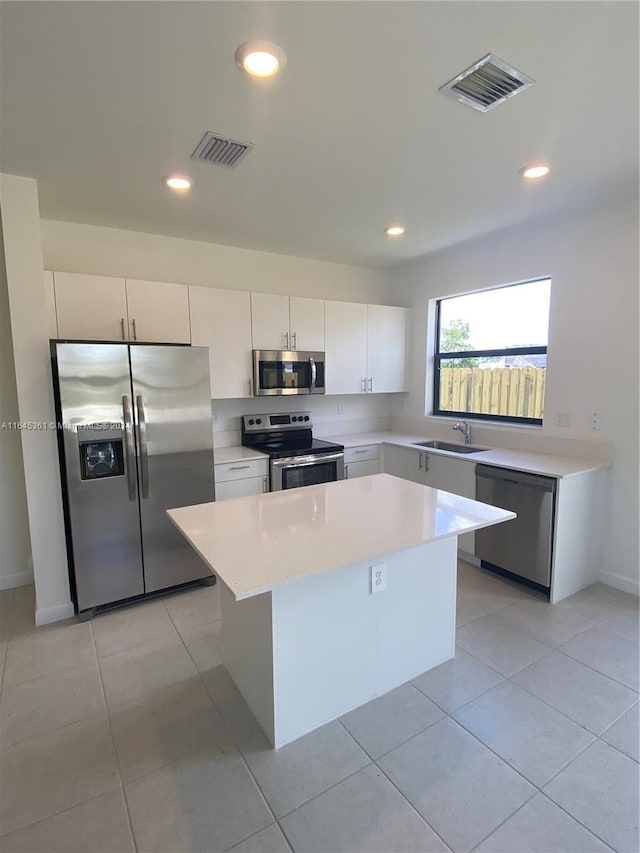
[433,282,549,426]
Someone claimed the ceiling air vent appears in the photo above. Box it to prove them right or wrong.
[191,131,254,168]
[438,53,534,112]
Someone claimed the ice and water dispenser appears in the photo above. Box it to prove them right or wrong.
[77,425,125,480]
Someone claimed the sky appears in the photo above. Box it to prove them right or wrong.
[439,278,551,350]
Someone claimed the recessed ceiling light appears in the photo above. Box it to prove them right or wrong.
[164,175,192,191]
[385,225,406,237]
[235,41,287,78]
[520,163,550,180]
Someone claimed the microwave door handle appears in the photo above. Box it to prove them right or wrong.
[122,395,137,502]
[136,394,150,499]
[309,357,317,394]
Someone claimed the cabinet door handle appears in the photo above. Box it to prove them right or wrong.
[368,377,373,392]
[247,379,253,396]
[131,318,138,341]
[424,454,429,472]
[418,453,424,471]
[361,378,366,392]
[354,449,369,454]
[120,318,126,341]
[345,464,349,479]
[230,465,250,471]
[262,476,268,492]
[285,331,290,350]
[292,331,297,350]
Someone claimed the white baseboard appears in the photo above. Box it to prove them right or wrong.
[0,571,34,590]
[599,570,639,597]
[36,601,75,626]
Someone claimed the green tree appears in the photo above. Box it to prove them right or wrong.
[440,319,479,367]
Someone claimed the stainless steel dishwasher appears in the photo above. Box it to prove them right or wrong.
[475,465,556,592]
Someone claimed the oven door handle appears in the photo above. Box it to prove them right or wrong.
[271,452,344,470]
[309,357,316,394]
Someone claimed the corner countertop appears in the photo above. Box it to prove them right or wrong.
[326,431,609,478]
[168,473,514,600]
[214,446,269,465]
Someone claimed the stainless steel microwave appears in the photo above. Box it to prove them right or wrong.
[252,350,326,396]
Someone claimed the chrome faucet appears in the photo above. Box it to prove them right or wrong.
[453,421,471,445]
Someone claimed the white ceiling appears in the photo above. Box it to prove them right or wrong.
[1,1,638,267]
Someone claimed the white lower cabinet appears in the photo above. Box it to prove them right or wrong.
[383,444,475,554]
[344,445,380,479]
[215,457,269,501]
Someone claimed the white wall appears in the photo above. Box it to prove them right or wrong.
[40,219,397,304]
[0,176,72,622]
[0,210,32,589]
[394,196,639,593]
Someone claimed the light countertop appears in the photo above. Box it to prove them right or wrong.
[214,446,268,465]
[168,473,514,600]
[326,431,608,478]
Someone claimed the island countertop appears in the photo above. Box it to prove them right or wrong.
[168,473,514,601]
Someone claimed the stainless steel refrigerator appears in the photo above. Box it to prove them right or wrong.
[52,342,215,619]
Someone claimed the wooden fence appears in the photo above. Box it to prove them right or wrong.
[439,366,545,419]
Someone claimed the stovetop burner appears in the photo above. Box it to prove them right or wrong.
[241,411,344,459]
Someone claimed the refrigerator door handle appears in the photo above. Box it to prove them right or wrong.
[136,394,150,499]
[122,395,137,502]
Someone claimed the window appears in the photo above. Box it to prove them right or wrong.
[434,278,551,424]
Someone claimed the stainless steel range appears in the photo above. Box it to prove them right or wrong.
[241,412,344,491]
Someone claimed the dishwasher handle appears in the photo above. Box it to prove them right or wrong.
[476,465,556,493]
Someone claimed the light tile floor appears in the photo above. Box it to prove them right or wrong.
[0,563,638,853]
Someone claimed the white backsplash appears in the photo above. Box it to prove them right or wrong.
[212,394,401,448]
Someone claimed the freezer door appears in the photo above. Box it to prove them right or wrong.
[130,345,215,592]
[55,343,144,611]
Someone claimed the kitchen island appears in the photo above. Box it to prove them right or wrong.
[169,474,514,748]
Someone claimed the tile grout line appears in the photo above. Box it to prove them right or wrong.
[0,784,126,843]
[555,645,639,692]
[0,623,135,845]
[91,620,140,853]
[506,668,638,738]
[331,718,455,852]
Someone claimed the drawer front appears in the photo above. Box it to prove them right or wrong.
[216,476,268,501]
[345,459,380,479]
[344,445,380,464]
[215,458,268,483]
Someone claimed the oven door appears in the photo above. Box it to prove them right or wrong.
[271,452,345,491]
[253,350,325,396]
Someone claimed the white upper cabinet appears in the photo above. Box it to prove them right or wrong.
[366,305,408,393]
[189,286,253,399]
[54,272,129,341]
[325,300,408,394]
[53,272,191,343]
[324,300,368,394]
[289,297,325,351]
[126,279,191,344]
[251,293,324,351]
[251,293,290,350]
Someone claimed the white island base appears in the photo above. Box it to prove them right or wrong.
[220,536,457,749]
[168,474,514,750]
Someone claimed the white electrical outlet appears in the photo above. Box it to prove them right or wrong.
[337,402,344,414]
[556,412,571,428]
[589,411,601,431]
[370,562,387,594]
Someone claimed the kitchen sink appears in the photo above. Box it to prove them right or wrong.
[413,440,485,454]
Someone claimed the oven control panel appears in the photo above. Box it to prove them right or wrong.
[243,412,313,432]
